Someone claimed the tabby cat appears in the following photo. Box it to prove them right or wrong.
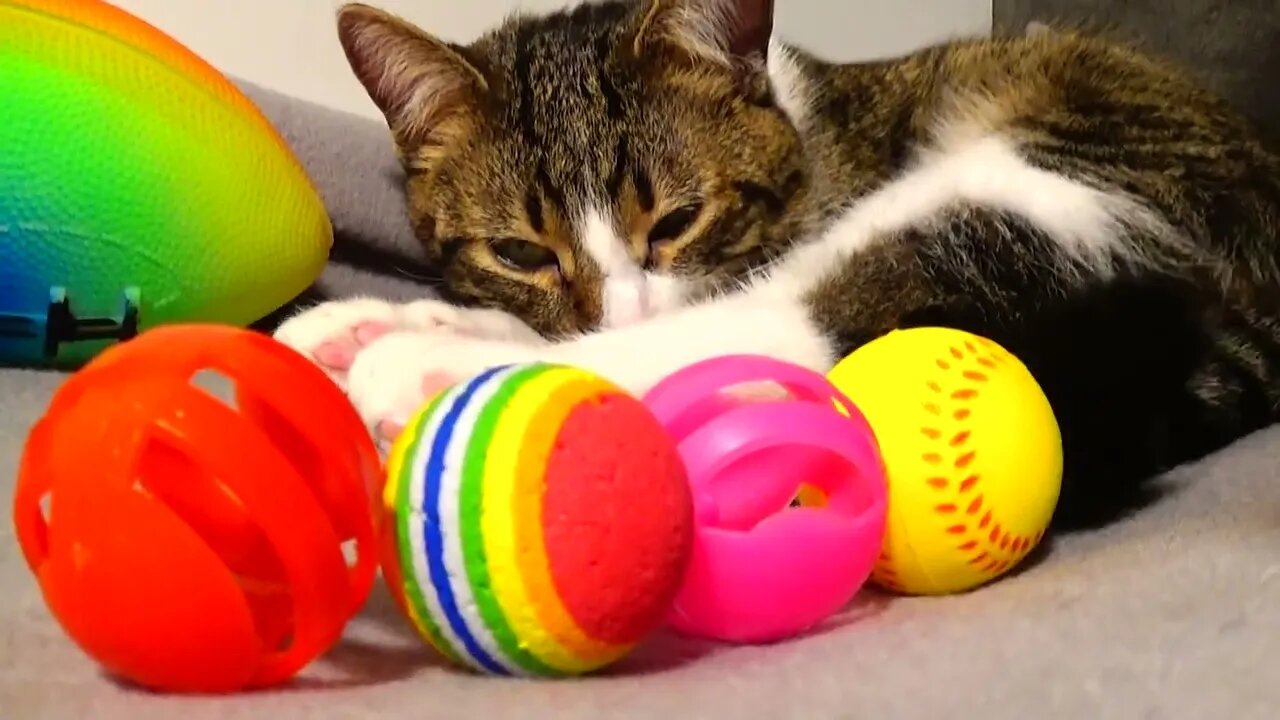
[275,0,1280,529]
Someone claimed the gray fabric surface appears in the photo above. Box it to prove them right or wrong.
[3,364,1279,718]
[231,79,439,318]
[6,7,1280,718]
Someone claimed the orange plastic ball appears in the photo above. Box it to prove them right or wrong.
[11,324,383,693]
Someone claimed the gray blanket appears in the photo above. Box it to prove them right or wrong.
[235,79,438,324]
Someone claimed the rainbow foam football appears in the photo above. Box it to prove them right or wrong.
[381,363,694,676]
[0,0,331,367]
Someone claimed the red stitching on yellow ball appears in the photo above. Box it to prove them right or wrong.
[883,341,1046,592]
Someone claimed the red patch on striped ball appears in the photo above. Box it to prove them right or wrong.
[541,391,693,646]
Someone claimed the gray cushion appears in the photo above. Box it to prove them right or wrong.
[233,79,440,322]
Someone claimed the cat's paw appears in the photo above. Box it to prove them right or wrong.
[273,297,542,390]
[273,297,401,389]
[346,331,541,444]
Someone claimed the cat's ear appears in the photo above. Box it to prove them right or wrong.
[336,3,488,147]
[633,0,775,67]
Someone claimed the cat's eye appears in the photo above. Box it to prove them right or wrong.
[647,204,703,246]
[488,237,558,271]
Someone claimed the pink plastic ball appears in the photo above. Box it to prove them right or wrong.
[642,355,888,643]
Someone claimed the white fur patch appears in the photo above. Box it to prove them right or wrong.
[578,206,688,328]
[773,132,1164,288]
[557,289,835,393]
[767,40,811,129]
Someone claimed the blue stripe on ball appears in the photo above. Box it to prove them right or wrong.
[422,366,509,675]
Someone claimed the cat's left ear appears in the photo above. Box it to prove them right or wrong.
[336,4,489,151]
[632,0,775,68]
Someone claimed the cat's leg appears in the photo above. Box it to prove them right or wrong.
[272,296,544,389]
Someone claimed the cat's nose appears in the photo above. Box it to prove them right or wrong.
[602,276,653,328]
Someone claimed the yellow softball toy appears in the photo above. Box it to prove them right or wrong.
[826,327,1063,595]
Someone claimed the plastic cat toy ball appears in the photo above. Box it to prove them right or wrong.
[381,363,694,677]
[12,325,383,693]
[827,327,1063,595]
[0,0,331,368]
[642,355,888,644]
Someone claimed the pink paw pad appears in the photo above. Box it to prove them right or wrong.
[311,321,392,371]
[372,372,459,446]
[376,420,406,444]
[353,320,391,345]
[312,341,356,371]
[420,371,457,399]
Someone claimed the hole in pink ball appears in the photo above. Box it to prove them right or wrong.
[704,444,878,532]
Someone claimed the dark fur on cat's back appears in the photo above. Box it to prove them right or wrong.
[336,0,1280,529]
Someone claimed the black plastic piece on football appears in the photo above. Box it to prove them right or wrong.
[36,287,141,359]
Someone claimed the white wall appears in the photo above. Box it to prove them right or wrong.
[111,0,991,120]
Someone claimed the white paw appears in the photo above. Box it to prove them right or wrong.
[272,297,542,390]
[346,331,542,445]
[273,297,401,389]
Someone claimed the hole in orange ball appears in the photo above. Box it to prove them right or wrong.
[340,538,359,570]
[189,369,240,410]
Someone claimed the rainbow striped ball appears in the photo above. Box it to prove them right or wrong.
[380,362,694,676]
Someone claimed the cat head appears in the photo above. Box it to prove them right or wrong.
[337,0,814,337]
